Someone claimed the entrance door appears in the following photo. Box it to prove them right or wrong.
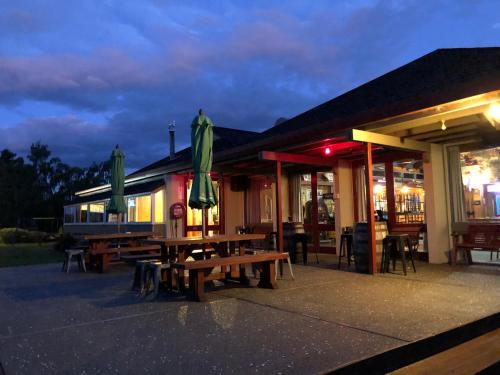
[301,172,336,253]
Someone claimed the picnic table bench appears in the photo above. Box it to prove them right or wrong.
[90,245,161,272]
[452,224,500,265]
[172,252,289,301]
[85,232,158,272]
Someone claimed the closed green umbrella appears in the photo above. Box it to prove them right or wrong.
[189,110,218,236]
[107,145,127,232]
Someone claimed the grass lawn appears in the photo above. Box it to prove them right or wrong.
[0,242,62,267]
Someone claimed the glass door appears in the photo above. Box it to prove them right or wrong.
[300,172,336,253]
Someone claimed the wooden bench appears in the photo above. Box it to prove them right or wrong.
[120,253,161,262]
[90,245,161,272]
[171,252,289,301]
[453,224,500,265]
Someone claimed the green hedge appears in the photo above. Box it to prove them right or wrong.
[0,228,51,244]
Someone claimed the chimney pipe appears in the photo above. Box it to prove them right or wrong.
[168,121,175,159]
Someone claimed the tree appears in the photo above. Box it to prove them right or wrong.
[0,143,111,229]
[0,150,38,227]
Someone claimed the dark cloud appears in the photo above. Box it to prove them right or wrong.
[0,0,498,170]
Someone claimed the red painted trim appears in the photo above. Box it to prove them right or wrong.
[276,161,284,253]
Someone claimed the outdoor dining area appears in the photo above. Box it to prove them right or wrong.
[62,110,293,302]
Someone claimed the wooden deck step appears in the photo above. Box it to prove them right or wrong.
[389,328,500,375]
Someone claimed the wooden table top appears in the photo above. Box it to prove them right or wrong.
[84,232,155,241]
[145,233,266,246]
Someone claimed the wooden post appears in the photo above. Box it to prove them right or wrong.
[275,161,284,253]
[385,161,396,230]
[311,172,320,254]
[365,143,377,274]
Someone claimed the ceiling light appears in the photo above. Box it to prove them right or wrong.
[485,104,500,128]
[441,120,447,131]
[401,186,409,194]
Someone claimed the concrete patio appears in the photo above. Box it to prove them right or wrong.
[0,260,498,374]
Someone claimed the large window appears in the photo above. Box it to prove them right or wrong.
[80,204,88,223]
[64,206,76,223]
[393,160,425,224]
[128,195,152,222]
[186,178,220,236]
[373,164,387,221]
[89,202,105,223]
[154,189,164,223]
[461,146,500,219]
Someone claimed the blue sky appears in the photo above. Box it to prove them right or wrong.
[0,0,499,170]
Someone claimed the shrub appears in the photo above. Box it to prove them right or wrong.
[0,228,51,244]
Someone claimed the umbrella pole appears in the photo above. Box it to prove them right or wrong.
[201,208,207,238]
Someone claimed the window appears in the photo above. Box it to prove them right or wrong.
[107,213,125,223]
[80,204,88,223]
[373,164,387,221]
[259,181,273,223]
[186,178,220,236]
[461,146,500,219]
[154,190,164,223]
[393,160,425,224]
[127,195,151,222]
[64,206,76,223]
[89,202,105,223]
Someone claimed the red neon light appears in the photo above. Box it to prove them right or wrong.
[324,147,332,156]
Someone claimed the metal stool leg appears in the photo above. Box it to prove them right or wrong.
[62,252,68,272]
[380,238,387,273]
[398,238,407,276]
[287,255,295,280]
[338,235,346,269]
[406,238,416,273]
[66,253,73,273]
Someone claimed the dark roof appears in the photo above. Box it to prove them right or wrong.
[71,178,165,204]
[264,48,500,137]
[127,126,259,178]
[88,48,500,182]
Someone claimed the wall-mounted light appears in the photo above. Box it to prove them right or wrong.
[485,103,500,128]
[440,120,447,131]
[324,146,332,156]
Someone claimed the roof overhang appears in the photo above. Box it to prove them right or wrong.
[348,129,430,152]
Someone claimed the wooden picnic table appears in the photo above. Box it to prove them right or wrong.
[84,232,157,272]
[85,232,155,251]
[145,233,266,261]
[145,233,266,289]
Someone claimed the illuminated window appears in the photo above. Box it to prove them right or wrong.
[154,190,164,223]
[128,195,151,222]
[393,160,425,224]
[80,204,88,223]
[89,202,105,223]
[186,178,220,236]
[461,146,500,219]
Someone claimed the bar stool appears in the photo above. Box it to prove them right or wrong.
[144,261,171,299]
[131,259,158,293]
[381,234,416,275]
[290,233,309,265]
[62,249,86,273]
[338,227,353,269]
